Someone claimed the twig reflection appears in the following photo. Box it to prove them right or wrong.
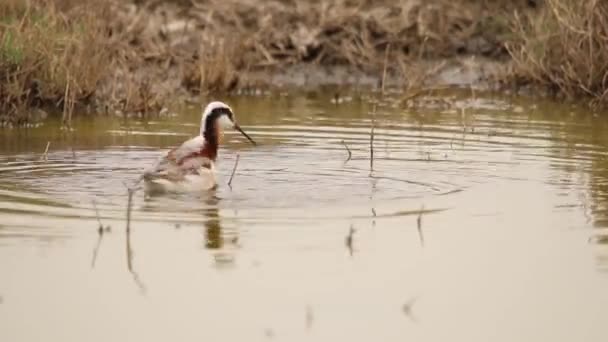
[402,296,419,322]
[91,227,104,268]
[371,207,377,227]
[417,205,425,247]
[370,175,441,192]
[227,154,240,188]
[203,196,239,266]
[125,183,146,293]
[369,103,376,175]
[345,224,356,257]
[341,140,352,162]
[91,200,110,268]
[305,305,314,331]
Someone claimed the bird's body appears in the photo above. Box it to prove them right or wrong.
[143,101,256,194]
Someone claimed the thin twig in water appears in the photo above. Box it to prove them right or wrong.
[381,44,390,95]
[62,72,73,129]
[369,104,376,175]
[417,205,425,247]
[41,141,50,161]
[341,140,352,162]
[227,154,240,188]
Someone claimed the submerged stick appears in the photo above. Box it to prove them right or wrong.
[341,140,352,162]
[41,141,50,161]
[227,154,240,188]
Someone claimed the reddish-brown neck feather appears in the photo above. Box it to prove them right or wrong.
[200,121,220,161]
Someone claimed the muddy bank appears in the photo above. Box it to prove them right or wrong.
[1,0,538,124]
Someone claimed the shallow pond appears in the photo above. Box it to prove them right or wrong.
[1,91,608,342]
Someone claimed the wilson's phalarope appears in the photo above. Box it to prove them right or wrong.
[143,101,256,193]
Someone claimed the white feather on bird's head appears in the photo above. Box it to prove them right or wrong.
[200,101,234,136]
[199,101,257,145]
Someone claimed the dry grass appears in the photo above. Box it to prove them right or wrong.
[0,0,113,124]
[100,0,530,100]
[506,0,608,106]
[181,0,518,71]
[1,0,546,122]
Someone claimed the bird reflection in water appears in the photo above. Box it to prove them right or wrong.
[203,195,239,267]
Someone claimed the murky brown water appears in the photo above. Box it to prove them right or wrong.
[1,91,608,342]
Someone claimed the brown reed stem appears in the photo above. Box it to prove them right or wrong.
[341,140,352,162]
[41,141,50,161]
[227,153,240,188]
[369,103,376,174]
[381,44,390,95]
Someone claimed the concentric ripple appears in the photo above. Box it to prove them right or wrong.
[1,93,608,229]
[2,92,608,342]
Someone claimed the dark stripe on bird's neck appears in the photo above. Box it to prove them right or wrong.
[202,107,232,161]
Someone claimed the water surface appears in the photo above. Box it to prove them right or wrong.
[1,91,608,342]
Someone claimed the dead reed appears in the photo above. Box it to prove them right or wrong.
[341,140,352,162]
[369,108,375,174]
[0,0,113,122]
[1,0,545,121]
[369,44,390,175]
[506,0,608,106]
[40,141,50,161]
[227,153,240,188]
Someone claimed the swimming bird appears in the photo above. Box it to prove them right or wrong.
[143,101,256,193]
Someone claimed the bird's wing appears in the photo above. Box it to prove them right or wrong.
[143,136,213,182]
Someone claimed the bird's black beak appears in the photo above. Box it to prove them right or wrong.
[233,123,257,145]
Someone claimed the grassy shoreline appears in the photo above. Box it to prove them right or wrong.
[1,0,606,124]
